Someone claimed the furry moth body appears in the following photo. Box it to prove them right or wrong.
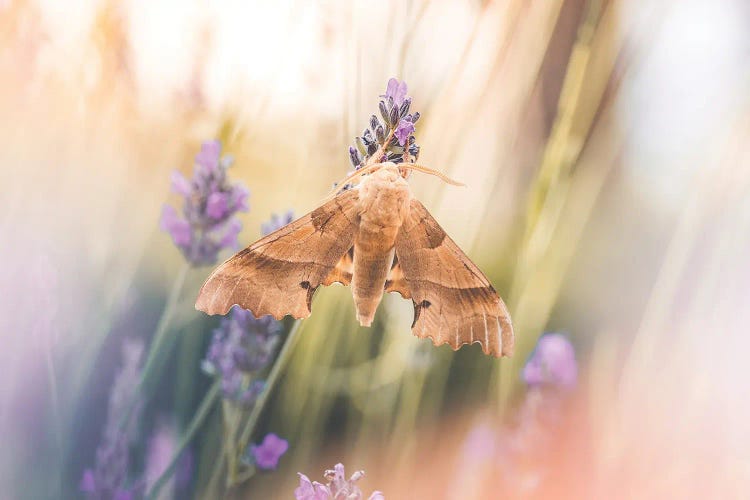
[195,163,514,357]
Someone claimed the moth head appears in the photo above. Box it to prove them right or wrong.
[333,162,464,193]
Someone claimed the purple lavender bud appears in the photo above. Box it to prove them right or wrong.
[363,128,373,142]
[366,142,378,156]
[206,192,230,219]
[249,433,289,470]
[389,106,399,128]
[411,111,420,123]
[160,206,192,247]
[170,170,191,196]
[349,146,361,167]
[399,97,411,117]
[195,140,221,170]
[375,125,385,144]
[379,100,390,126]
[369,115,379,131]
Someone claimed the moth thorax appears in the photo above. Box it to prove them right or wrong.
[358,168,412,230]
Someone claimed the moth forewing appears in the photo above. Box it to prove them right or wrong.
[194,188,360,319]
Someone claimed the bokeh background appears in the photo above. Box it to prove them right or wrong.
[2,0,749,498]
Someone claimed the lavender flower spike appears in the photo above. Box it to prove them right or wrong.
[351,78,419,167]
[250,433,289,470]
[295,474,331,500]
[261,210,295,236]
[295,463,384,499]
[80,339,145,499]
[160,140,250,266]
[522,333,577,389]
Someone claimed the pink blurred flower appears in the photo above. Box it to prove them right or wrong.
[295,463,383,499]
[522,333,577,389]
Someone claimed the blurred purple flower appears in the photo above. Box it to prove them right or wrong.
[394,119,415,146]
[295,463,383,500]
[175,448,194,491]
[522,333,577,389]
[81,339,144,500]
[250,433,289,470]
[160,140,249,266]
[202,305,282,405]
[169,170,191,196]
[79,470,96,492]
[261,210,295,236]
[295,474,331,500]
[144,421,178,497]
[160,206,191,246]
[382,78,408,107]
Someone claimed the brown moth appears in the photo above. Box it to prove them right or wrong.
[195,162,514,357]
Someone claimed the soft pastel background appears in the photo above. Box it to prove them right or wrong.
[1,0,749,498]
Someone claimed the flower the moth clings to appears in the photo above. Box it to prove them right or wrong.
[348,77,420,169]
[161,140,249,266]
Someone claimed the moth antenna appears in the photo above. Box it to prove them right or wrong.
[401,164,465,186]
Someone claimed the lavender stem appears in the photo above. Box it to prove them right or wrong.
[145,381,221,499]
[139,263,190,393]
[231,319,304,486]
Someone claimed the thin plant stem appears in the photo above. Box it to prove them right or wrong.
[139,263,190,393]
[146,381,221,500]
[119,263,189,432]
[205,451,227,498]
[229,320,304,486]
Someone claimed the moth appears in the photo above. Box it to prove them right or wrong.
[195,162,514,357]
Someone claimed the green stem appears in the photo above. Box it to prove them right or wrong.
[146,381,221,500]
[119,264,189,435]
[139,263,190,393]
[232,320,304,483]
[205,453,227,498]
